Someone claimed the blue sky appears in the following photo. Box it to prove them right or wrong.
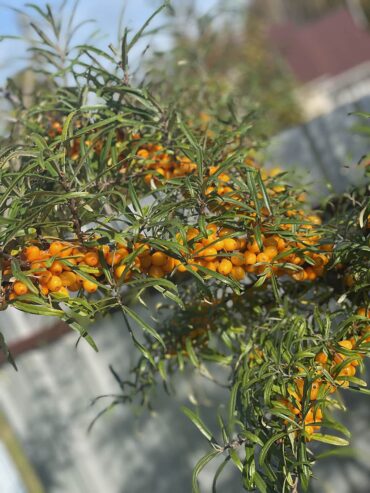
[0,0,223,83]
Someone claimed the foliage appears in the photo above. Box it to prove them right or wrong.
[0,2,369,492]
[146,1,302,136]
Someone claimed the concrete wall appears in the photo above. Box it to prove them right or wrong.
[268,94,370,197]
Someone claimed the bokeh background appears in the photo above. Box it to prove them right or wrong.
[0,1,370,492]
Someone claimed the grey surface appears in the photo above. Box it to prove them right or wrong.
[0,308,245,493]
[267,95,370,198]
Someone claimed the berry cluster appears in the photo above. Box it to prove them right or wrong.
[4,242,101,300]
[173,222,331,282]
[277,310,369,439]
[136,144,197,185]
[2,214,331,304]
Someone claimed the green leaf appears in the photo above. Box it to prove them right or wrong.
[181,406,215,443]
[192,450,220,493]
[212,456,230,493]
[259,431,286,469]
[311,434,349,446]
[121,305,165,348]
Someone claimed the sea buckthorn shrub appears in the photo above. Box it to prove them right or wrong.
[0,3,369,492]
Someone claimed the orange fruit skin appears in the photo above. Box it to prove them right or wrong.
[151,252,167,266]
[231,266,245,281]
[13,281,29,296]
[247,240,260,254]
[149,266,165,278]
[140,255,152,269]
[218,259,233,276]
[315,352,328,365]
[223,238,238,251]
[338,340,353,351]
[244,252,257,265]
[264,246,278,260]
[196,247,217,262]
[83,279,98,293]
[49,242,62,255]
[163,257,175,273]
[256,253,269,263]
[60,271,77,287]
[84,251,100,267]
[47,275,62,292]
[24,246,41,262]
[50,261,64,275]
[231,254,244,266]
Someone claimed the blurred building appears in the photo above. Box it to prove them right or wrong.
[269,8,370,118]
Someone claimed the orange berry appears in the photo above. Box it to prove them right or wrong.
[72,248,85,262]
[56,286,69,297]
[83,279,98,293]
[13,281,29,296]
[140,255,152,269]
[84,251,100,267]
[38,270,52,285]
[40,285,49,296]
[47,275,62,292]
[357,307,369,318]
[237,238,247,250]
[196,247,218,262]
[244,251,257,265]
[49,242,62,257]
[315,352,328,365]
[163,257,175,273]
[207,260,219,272]
[230,266,245,281]
[256,252,269,263]
[223,238,238,251]
[276,237,286,251]
[134,243,150,257]
[117,247,129,258]
[213,239,224,251]
[247,240,260,253]
[305,267,317,281]
[206,223,218,233]
[24,245,41,262]
[292,270,308,281]
[114,265,127,279]
[149,265,165,278]
[264,246,278,260]
[106,252,122,266]
[231,254,244,266]
[310,381,321,401]
[177,263,188,273]
[218,173,230,182]
[151,251,168,266]
[338,340,353,351]
[186,228,200,241]
[49,261,64,275]
[202,233,218,246]
[305,426,314,436]
[59,245,73,258]
[60,271,77,287]
[137,148,149,158]
[218,259,233,276]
